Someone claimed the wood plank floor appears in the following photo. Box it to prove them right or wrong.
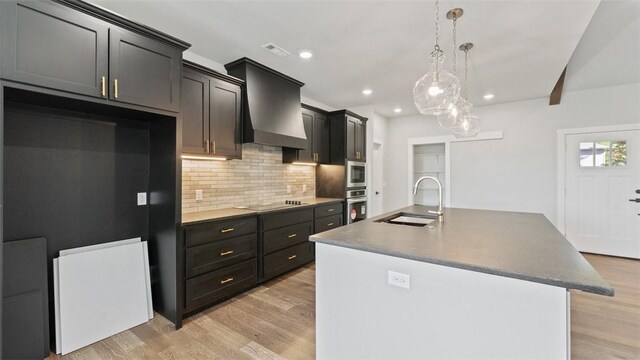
[49,254,639,360]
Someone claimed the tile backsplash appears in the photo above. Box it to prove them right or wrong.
[182,143,316,213]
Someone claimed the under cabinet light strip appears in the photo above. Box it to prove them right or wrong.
[181,155,228,161]
[292,162,318,166]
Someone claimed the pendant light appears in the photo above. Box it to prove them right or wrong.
[413,0,460,116]
[452,43,481,138]
[438,8,471,129]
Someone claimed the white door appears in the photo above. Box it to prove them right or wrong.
[371,142,384,216]
[565,130,640,258]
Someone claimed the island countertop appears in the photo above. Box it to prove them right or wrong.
[310,205,614,296]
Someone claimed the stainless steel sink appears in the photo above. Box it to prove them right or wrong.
[376,212,437,227]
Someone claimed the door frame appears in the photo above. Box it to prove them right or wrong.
[371,138,384,216]
[407,131,503,208]
[556,123,640,235]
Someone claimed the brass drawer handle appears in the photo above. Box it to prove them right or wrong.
[288,255,297,260]
[220,277,234,284]
[114,79,119,98]
[220,250,234,256]
[220,228,234,233]
[327,223,334,226]
[100,76,106,97]
[288,233,297,238]
[327,209,334,212]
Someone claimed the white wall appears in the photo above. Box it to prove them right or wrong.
[348,106,389,216]
[386,83,640,227]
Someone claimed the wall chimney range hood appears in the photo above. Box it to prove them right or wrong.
[225,58,307,149]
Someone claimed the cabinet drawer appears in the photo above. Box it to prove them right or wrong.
[262,208,313,231]
[186,233,257,278]
[263,242,313,281]
[185,259,257,312]
[263,222,312,255]
[314,203,343,219]
[186,216,257,247]
[314,214,343,233]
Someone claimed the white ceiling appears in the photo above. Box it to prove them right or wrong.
[89,0,600,117]
[565,0,640,92]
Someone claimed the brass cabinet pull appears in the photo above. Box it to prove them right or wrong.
[220,228,234,233]
[205,140,211,153]
[288,255,297,260]
[100,76,106,97]
[212,141,216,154]
[114,79,119,98]
[327,209,334,212]
[288,233,297,238]
[220,277,234,284]
[220,250,234,256]
[327,223,334,226]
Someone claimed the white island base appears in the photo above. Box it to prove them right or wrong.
[316,243,570,360]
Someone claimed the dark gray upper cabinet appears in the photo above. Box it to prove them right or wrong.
[0,0,189,112]
[314,112,331,163]
[109,28,182,112]
[283,105,330,164]
[181,61,243,159]
[328,110,368,163]
[181,67,210,154]
[209,77,242,158]
[0,1,109,98]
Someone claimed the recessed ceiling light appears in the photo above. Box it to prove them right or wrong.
[483,93,495,100]
[394,107,402,113]
[299,50,313,59]
[362,89,373,96]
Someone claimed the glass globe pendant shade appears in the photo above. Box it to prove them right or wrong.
[452,111,480,138]
[413,54,461,116]
[437,97,471,129]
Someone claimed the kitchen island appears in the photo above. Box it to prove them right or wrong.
[310,205,613,360]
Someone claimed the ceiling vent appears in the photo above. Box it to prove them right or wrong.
[262,42,290,57]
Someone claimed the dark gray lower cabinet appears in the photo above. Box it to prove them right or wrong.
[185,259,257,312]
[182,202,345,318]
[183,216,258,315]
[261,208,314,281]
[263,242,314,281]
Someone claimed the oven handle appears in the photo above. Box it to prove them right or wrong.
[347,197,368,205]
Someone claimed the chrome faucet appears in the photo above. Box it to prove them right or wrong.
[413,176,444,223]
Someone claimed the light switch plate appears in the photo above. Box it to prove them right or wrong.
[137,192,147,206]
[195,189,203,202]
[388,270,410,289]
[303,184,307,193]
[286,185,292,194]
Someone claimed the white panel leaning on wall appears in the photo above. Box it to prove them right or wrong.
[54,237,153,355]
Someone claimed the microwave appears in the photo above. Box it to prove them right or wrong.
[346,161,366,188]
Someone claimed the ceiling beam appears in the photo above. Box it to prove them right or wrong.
[549,67,567,106]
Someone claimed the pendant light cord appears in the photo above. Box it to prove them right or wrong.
[463,49,469,99]
[452,15,457,76]
[431,0,442,80]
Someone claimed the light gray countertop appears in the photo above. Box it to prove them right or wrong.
[181,197,344,225]
[310,205,614,296]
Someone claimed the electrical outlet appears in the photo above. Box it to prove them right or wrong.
[302,184,307,193]
[137,192,147,206]
[388,270,411,289]
[195,189,203,202]
[286,185,291,194]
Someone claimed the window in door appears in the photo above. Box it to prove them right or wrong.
[579,140,627,167]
